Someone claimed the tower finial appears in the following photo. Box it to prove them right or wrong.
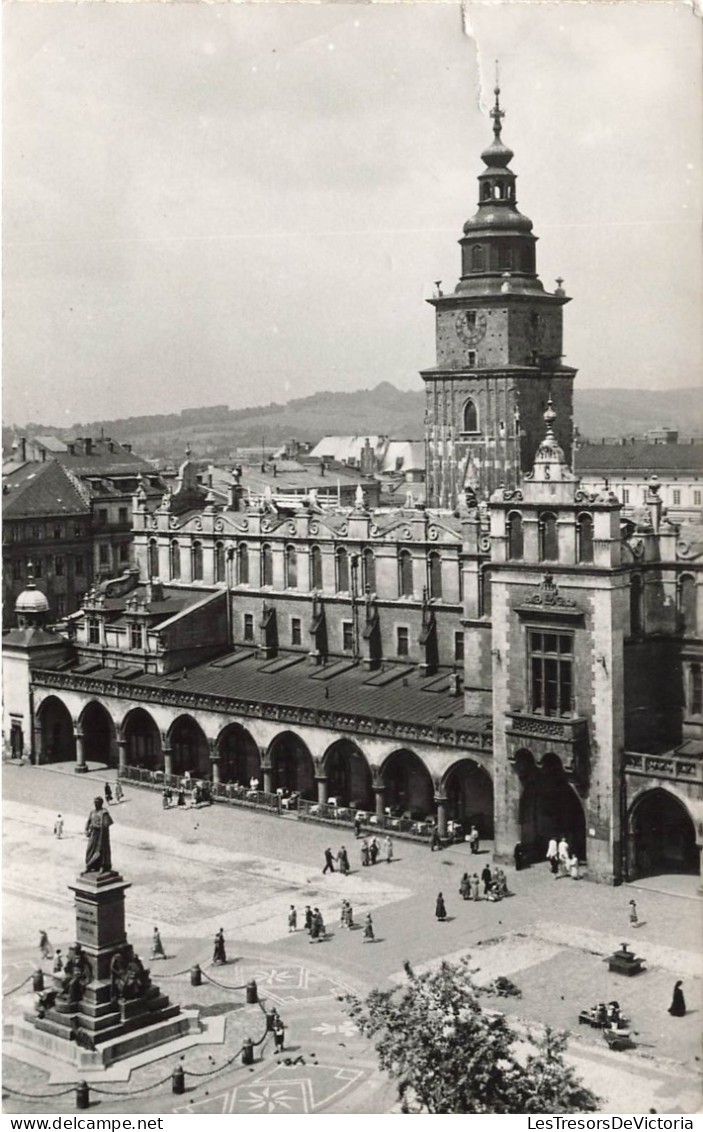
[491,60,504,139]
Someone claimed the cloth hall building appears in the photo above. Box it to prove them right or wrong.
[4,90,702,886]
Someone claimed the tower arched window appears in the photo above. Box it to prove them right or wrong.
[630,574,643,635]
[538,512,558,562]
[192,540,203,581]
[169,540,181,581]
[284,544,298,589]
[399,548,414,597]
[428,551,442,600]
[148,538,159,579]
[310,544,323,590]
[463,399,479,433]
[690,663,703,715]
[506,511,524,560]
[362,547,376,594]
[678,574,697,636]
[261,543,273,588]
[215,541,226,583]
[499,246,513,270]
[471,245,485,272]
[237,543,249,586]
[576,513,594,564]
[336,546,349,593]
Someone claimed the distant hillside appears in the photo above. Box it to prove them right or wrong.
[4,383,701,462]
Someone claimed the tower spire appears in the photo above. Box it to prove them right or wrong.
[490,63,504,140]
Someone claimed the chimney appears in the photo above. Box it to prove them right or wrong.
[272,464,277,478]
[85,437,94,455]
[18,437,27,463]
[319,461,326,477]
[123,443,132,454]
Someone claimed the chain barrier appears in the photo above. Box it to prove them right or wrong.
[91,1070,175,1098]
[200,970,248,991]
[3,1085,76,1099]
[3,974,32,998]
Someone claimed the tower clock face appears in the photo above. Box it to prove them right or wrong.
[455,309,487,346]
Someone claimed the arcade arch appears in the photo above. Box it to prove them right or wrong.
[122,708,161,770]
[37,695,75,764]
[516,749,586,863]
[80,701,117,767]
[169,715,210,778]
[443,758,494,837]
[628,788,698,878]
[216,723,261,785]
[323,739,373,810]
[268,731,315,799]
[381,748,434,820]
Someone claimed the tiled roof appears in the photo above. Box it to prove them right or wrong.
[79,651,490,737]
[576,443,703,473]
[3,461,90,519]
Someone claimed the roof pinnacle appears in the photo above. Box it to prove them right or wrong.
[490,73,505,140]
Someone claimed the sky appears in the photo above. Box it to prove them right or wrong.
[3,1,701,427]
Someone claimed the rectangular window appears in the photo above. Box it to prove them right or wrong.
[118,507,129,525]
[74,524,83,537]
[243,613,255,642]
[75,592,85,609]
[694,490,702,506]
[454,631,465,664]
[622,489,630,504]
[468,350,477,367]
[529,630,573,717]
[397,626,409,658]
[12,560,22,581]
[53,524,64,540]
[673,489,681,506]
[130,623,143,650]
[96,509,108,527]
[56,595,65,617]
[75,556,84,576]
[291,617,302,646]
[99,544,109,565]
[34,558,43,577]
[54,556,64,576]
[119,542,130,562]
[342,621,354,652]
[88,618,100,645]
[31,526,40,541]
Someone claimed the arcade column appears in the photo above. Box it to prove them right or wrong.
[374,784,386,820]
[315,775,328,805]
[74,724,87,774]
[434,794,448,839]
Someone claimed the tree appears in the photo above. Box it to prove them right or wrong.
[345,958,600,1114]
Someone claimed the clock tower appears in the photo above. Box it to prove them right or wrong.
[422,85,576,508]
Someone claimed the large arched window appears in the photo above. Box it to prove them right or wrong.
[284,544,298,589]
[215,541,226,584]
[336,546,349,592]
[261,543,273,587]
[399,549,414,597]
[463,399,479,433]
[428,551,442,600]
[192,540,203,581]
[538,512,558,562]
[148,538,159,579]
[362,547,376,594]
[507,511,524,560]
[630,574,643,635]
[471,245,485,271]
[169,540,181,581]
[237,543,249,586]
[310,545,323,591]
[576,513,594,564]
[678,574,697,635]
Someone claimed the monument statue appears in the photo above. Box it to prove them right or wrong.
[84,796,113,874]
[59,944,92,1006]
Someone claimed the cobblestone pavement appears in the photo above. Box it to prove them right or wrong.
[3,762,702,1115]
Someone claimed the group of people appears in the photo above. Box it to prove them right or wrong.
[322,845,350,874]
[546,836,581,880]
[287,902,375,942]
[162,781,212,809]
[459,865,508,901]
[360,836,393,867]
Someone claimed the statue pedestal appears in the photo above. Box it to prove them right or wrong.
[20,870,199,1068]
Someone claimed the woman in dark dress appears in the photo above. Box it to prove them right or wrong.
[213,928,227,965]
[668,981,686,1017]
[435,892,447,921]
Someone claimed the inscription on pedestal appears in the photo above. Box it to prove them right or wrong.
[75,905,99,946]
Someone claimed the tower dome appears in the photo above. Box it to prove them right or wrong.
[15,566,50,627]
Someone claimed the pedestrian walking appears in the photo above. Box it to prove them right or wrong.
[369,836,379,865]
[151,926,166,960]
[430,828,441,852]
[363,914,375,942]
[435,892,447,922]
[668,980,686,1017]
[104,782,113,805]
[311,908,325,942]
[53,949,63,974]
[471,873,480,901]
[304,905,313,934]
[273,1015,286,1053]
[546,837,559,876]
[469,825,479,854]
[288,905,297,933]
[513,842,524,871]
[114,781,124,803]
[628,899,639,927]
[38,930,53,960]
[53,814,64,839]
[340,900,349,928]
[557,837,570,877]
[323,847,336,874]
[361,839,370,867]
[162,788,170,810]
[460,872,471,900]
[569,855,581,880]
[213,928,227,965]
[383,835,393,863]
[177,788,186,807]
[338,845,350,875]
[354,813,363,838]
[481,864,493,895]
